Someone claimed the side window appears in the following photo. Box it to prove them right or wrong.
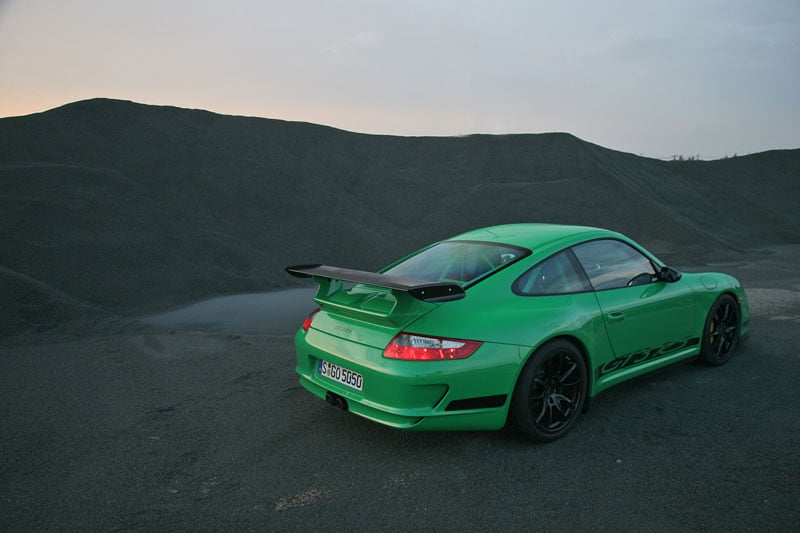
[572,239,657,290]
[514,250,591,295]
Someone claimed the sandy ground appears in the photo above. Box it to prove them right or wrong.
[1,248,799,530]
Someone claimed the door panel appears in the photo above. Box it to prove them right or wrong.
[594,281,696,358]
[571,238,699,385]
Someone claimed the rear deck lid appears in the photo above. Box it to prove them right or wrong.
[286,265,463,347]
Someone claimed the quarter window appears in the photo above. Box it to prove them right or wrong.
[514,250,591,295]
[572,239,657,290]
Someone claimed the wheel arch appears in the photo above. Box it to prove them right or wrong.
[720,289,745,321]
[697,289,742,334]
[514,333,594,414]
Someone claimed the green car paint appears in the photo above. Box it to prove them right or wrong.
[289,223,750,437]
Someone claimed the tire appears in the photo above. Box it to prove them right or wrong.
[511,339,587,442]
[700,294,740,366]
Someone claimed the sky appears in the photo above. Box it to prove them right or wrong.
[1,0,798,160]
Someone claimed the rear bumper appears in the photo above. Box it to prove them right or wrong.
[294,328,525,431]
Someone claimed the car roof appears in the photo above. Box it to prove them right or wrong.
[448,223,620,251]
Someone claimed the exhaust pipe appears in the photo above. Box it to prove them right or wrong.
[325,391,349,411]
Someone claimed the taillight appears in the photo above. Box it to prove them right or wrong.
[383,332,482,361]
[302,308,320,332]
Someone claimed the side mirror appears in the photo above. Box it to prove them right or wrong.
[659,266,682,283]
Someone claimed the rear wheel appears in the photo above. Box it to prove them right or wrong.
[700,294,740,366]
[511,339,587,442]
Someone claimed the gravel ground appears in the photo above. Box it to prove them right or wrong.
[1,252,799,531]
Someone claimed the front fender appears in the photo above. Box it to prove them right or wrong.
[681,271,750,337]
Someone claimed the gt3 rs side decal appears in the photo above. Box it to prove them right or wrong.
[596,337,700,380]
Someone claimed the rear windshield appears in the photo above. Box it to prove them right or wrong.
[382,240,529,287]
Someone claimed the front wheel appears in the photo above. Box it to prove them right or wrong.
[511,339,587,442]
[700,294,741,366]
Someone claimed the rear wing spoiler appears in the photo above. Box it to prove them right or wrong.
[285,264,465,303]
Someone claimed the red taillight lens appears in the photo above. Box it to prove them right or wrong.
[302,308,320,332]
[383,332,482,361]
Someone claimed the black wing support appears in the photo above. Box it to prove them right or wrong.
[285,264,465,303]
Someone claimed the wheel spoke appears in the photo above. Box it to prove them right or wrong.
[709,319,717,342]
[551,393,574,413]
[560,375,580,387]
[535,398,549,424]
[557,361,577,384]
[546,402,557,428]
[714,335,725,356]
[531,377,547,400]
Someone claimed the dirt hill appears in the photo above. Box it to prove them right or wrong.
[1,98,798,335]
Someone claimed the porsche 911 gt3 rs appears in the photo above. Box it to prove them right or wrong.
[287,224,749,442]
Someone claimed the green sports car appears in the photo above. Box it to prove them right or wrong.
[287,224,749,442]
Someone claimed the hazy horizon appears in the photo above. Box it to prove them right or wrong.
[1,0,798,160]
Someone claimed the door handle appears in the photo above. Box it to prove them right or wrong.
[607,311,626,322]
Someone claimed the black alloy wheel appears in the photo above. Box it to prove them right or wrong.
[512,339,587,442]
[701,294,741,366]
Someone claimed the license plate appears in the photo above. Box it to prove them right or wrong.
[317,360,363,391]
